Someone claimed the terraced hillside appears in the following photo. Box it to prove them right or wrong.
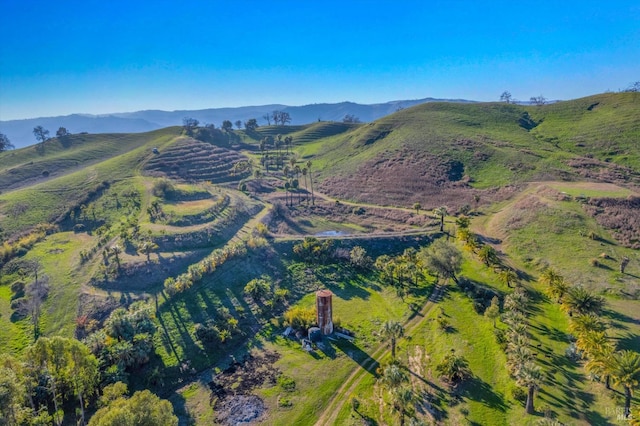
[143,138,251,183]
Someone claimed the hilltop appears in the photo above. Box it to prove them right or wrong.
[0,91,639,426]
[0,97,471,149]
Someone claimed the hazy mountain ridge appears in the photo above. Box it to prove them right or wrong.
[0,97,472,148]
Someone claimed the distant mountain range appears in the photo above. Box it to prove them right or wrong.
[0,98,474,149]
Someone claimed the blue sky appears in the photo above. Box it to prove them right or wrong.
[1,0,638,120]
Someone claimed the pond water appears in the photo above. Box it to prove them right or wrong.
[314,230,347,237]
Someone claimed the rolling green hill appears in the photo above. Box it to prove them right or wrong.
[0,92,639,426]
[305,92,640,208]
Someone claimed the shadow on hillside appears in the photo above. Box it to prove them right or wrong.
[457,375,508,412]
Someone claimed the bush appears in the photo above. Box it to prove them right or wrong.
[152,179,175,198]
[277,375,296,391]
[10,280,25,297]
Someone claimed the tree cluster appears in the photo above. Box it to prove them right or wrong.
[342,114,360,123]
[540,268,640,419]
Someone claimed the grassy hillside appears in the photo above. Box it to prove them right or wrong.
[0,92,639,426]
[308,92,640,209]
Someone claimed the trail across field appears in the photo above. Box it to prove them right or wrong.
[314,285,445,426]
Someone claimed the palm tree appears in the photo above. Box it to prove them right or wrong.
[435,350,471,384]
[561,286,605,316]
[390,385,414,426]
[478,245,499,266]
[283,166,291,206]
[544,276,569,303]
[583,335,615,390]
[301,167,309,203]
[294,165,301,204]
[434,206,447,232]
[609,350,640,418]
[538,268,563,289]
[507,345,533,375]
[306,160,315,205]
[380,320,404,359]
[110,245,122,268]
[569,314,607,336]
[380,364,409,389]
[498,268,518,288]
[515,361,543,414]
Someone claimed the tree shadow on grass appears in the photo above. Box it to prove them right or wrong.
[457,376,509,412]
[602,308,640,326]
[613,332,640,352]
[332,339,379,376]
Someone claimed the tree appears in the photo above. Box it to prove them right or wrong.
[434,206,447,232]
[380,320,404,359]
[234,120,242,129]
[413,202,422,214]
[620,256,630,273]
[88,389,178,426]
[182,117,199,135]
[110,245,122,268]
[67,339,99,425]
[33,126,50,145]
[262,113,271,126]
[280,111,291,125]
[568,314,607,336]
[343,114,361,123]
[530,95,547,106]
[580,331,614,389]
[55,127,70,138]
[137,241,158,262]
[515,361,542,414]
[350,246,372,269]
[221,120,233,132]
[306,161,315,205]
[624,81,640,92]
[380,364,409,389]
[485,296,500,327]
[244,118,258,131]
[0,355,27,425]
[390,386,414,425]
[561,286,605,316]
[478,245,499,266]
[244,277,271,302]
[435,350,471,383]
[608,350,640,419]
[0,132,14,151]
[500,91,512,103]
[498,268,518,288]
[25,275,49,340]
[419,239,462,284]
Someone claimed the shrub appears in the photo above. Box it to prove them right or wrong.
[277,375,296,391]
[283,306,316,331]
[152,179,175,198]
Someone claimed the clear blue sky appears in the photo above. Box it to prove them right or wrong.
[1,0,638,120]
